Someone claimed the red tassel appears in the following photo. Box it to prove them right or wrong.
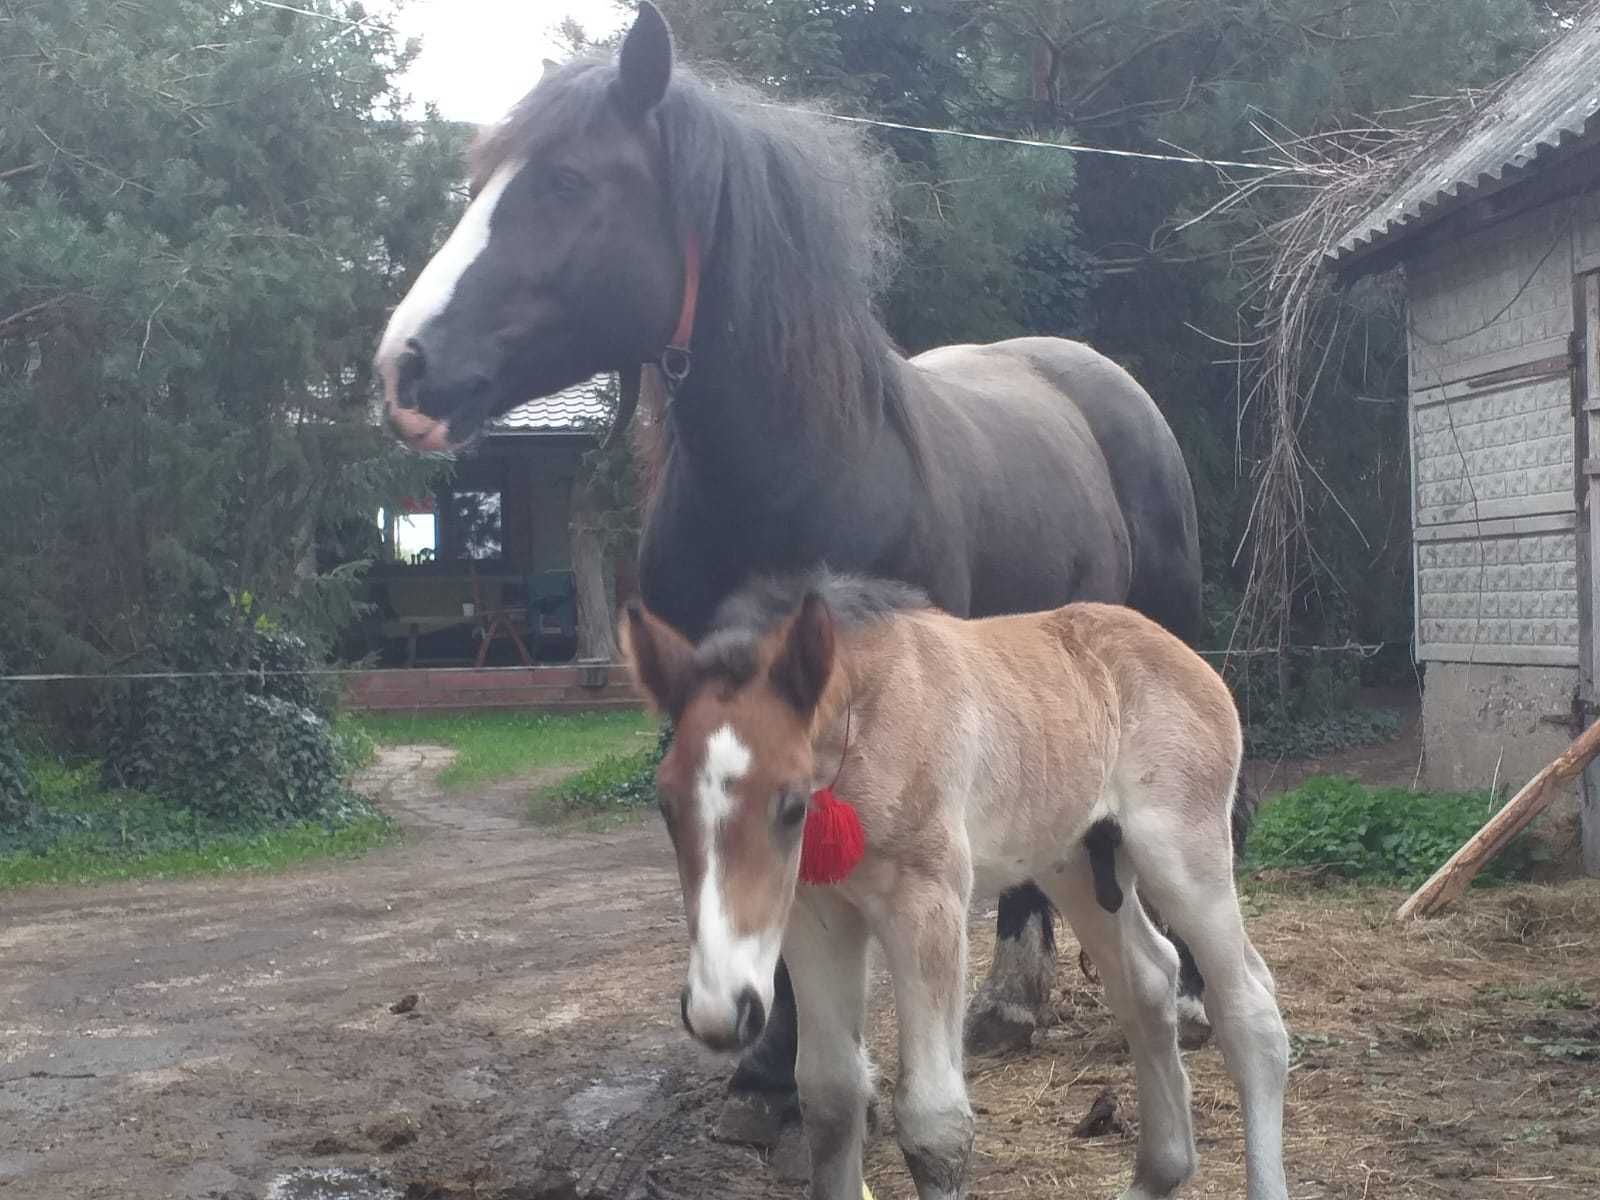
[799,786,865,885]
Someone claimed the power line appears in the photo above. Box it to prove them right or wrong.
[765,105,1285,173]
[236,0,1283,173]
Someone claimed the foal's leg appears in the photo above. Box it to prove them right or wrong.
[1047,866,1197,1199]
[784,890,873,1200]
[1127,822,1289,1200]
[964,881,1056,1054]
[877,873,976,1199]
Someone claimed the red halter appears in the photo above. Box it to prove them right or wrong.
[658,232,701,394]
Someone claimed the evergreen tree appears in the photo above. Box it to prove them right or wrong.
[0,0,462,674]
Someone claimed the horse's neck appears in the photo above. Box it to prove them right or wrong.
[664,320,901,505]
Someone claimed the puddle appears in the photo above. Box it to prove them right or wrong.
[265,1167,402,1200]
[562,1070,668,1136]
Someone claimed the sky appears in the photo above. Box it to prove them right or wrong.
[385,0,628,124]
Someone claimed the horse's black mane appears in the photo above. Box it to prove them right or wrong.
[693,570,928,688]
[475,56,917,457]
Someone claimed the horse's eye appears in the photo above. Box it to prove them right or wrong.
[550,166,588,198]
[777,790,808,832]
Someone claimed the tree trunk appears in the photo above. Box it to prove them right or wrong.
[570,476,619,662]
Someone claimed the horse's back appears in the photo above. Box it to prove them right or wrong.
[908,337,1202,643]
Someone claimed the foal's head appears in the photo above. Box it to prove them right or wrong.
[622,593,838,1052]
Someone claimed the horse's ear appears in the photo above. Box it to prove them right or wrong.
[770,592,835,716]
[617,1,673,116]
[621,600,695,717]
[540,57,560,81]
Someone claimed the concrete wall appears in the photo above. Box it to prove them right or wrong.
[1420,661,1578,791]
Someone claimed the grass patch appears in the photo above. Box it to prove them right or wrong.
[1245,774,1542,885]
[353,709,656,789]
[0,732,394,891]
[0,814,392,889]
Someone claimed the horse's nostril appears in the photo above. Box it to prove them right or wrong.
[679,987,694,1037]
[735,987,765,1046]
[393,339,426,405]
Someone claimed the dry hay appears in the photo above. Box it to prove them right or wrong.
[857,882,1600,1199]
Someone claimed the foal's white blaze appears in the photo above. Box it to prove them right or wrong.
[374,158,525,371]
[684,725,780,1044]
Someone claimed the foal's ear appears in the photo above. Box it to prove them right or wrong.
[620,600,695,717]
[617,1,673,117]
[770,592,835,716]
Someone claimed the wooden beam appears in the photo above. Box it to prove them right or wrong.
[1396,718,1600,920]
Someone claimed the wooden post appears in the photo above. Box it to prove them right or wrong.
[1396,718,1600,920]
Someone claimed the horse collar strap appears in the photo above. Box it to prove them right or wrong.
[659,232,700,395]
[799,702,865,886]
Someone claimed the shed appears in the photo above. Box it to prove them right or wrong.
[364,376,632,669]
[1326,8,1600,870]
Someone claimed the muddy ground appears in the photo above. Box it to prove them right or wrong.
[2,712,1598,1200]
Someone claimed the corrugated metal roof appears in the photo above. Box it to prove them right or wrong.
[488,375,613,436]
[1328,9,1600,269]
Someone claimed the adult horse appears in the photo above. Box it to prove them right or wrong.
[373,0,1244,1139]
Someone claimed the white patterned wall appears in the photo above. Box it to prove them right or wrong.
[1404,197,1591,666]
[1415,528,1579,660]
[1412,376,1573,527]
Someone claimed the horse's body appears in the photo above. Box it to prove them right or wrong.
[638,335,1201,644]
[623,573,1290,1200]
[371,0,1239,1119]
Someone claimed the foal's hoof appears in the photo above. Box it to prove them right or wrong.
[963,992,1038,1055]
[1177,994,1212,1051]
[714,1088,799,1149]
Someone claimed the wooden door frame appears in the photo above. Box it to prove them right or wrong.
[1574,270,1600,873]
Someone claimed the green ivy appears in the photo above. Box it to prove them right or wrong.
[1246,775,1540,884]
[1244,708,1403,761]
[96,590,354,828]
[0,653,36,829]
[552,724,671,815]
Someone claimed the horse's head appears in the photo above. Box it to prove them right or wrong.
[621,592,838,1052]
[375,2,687,452]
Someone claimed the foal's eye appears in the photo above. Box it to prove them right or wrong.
[777,790,808,832]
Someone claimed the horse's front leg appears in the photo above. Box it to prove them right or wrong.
[877,870,976,1199]
[785,889,872,1200]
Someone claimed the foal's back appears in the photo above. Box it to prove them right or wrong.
[847,601,1240,884]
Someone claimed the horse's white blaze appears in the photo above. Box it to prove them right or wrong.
[685,726,778,1039]
[375,158,524,367]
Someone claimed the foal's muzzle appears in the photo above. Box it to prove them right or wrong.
[680,984,765,1053]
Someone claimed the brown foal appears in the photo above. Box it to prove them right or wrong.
[622,572,1288,1200]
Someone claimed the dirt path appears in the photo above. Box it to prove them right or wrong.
[4,724,1597,1200]
[0,748,775,1200]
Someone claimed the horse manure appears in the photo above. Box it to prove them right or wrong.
[1070,1087,1123,1139]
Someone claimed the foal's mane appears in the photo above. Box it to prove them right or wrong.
[473,58,920,499]
[694,570,928,690]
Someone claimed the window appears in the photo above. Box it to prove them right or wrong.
[443,488,503,560]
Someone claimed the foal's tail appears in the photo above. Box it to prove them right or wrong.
[1083,777,1253,918]
[1229,777,1257,864]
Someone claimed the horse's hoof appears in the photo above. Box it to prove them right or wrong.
[714,1088,799,1149]
[769,1121,812,1184]
[963,994,1038,1055]
[1176,994,1212,1051]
